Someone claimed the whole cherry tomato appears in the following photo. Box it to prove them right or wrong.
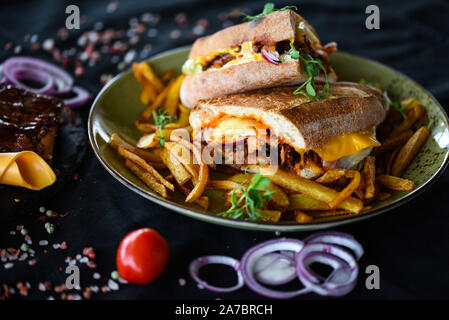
[116,228,169,284]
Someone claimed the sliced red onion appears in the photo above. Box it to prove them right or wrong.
[295,243,358,297]
[58,86,91,109]
[304,232,364,260]
[261,46,280,65]
[253,253,296,286]
[189,255,244,293]
[3,64,54,95]
[240,238,310,299]
[3,56,73,95]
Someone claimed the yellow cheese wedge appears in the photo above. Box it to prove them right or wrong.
[315,131,381,162]
[0,151,56,190]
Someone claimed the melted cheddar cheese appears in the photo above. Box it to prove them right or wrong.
[0,151,56,190]
[205,117,380,162]
[315,130,380,162]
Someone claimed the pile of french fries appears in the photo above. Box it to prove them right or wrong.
[109,63,429,224]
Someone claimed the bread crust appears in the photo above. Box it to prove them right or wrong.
[190,82,388,149]
[180,60,306,109]
[189,11,300,58]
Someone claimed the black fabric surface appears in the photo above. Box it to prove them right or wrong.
[0,0,448,300]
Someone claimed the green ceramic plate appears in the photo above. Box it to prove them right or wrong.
[88,47,449,232]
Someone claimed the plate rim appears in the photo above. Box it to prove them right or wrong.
[88,47,449,232]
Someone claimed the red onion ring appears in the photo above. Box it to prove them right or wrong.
[189,255,244,293]
[3,64,55,95]
[240,238,310,299]
[253,253,297,286]
[295,243,358,297]
[261,46,280,65]
[189,232,363,299]
[304,231,364,260]
[58,86,91,109]
[3,56,74,95]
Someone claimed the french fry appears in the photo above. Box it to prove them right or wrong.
[137,78,176,123]
[133,63,158,104]
[258,209,282,223]
[178,184,209,209]
[257,167,364,214]
[308,210,351,218]
[228,173,290,209]
[165,104,190,129]
[289,194,330,211]
[170,136,209,203]
[160,148,191,185]
[109,133,165,169]
[362,156,376,200]
[389,102,425,137]
[165,142,199,184]
[164,75,185,116]
[391,126,430,177]
[136,128,179,149]
[377,191,391,201]
[137,62,164,92]
[117,147,174,191]
[377,175,415,191]
[161,68,175,83]
[386,146,401,175]
[372,130,414,156]
[315,169,361,209]
[294,210,313,223]
[135,122,157,133]
[125,159,168,198]
[207,180,240,190]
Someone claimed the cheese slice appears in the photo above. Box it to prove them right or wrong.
[0,151,56,190]
[209,117,267,143]
[315,130,381,162]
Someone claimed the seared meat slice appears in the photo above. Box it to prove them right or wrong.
[0,83,72,163]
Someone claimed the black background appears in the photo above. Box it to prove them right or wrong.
[0,0,448,300]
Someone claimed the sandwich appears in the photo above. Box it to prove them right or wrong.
[180,9,338,108]
[189,82,388,178]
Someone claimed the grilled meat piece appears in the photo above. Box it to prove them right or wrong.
[0,83,72,163]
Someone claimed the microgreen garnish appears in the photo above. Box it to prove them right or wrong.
[152,109,176,147]
[243,3,298,22]
[220,173,275,221]
[284,43,329,100]
[383,91,409,121]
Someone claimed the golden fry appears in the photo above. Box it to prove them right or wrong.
[165,104,190,129]
[257,209,282,223]
[138,62,164,92]
[164,75,185,116]
[391,126,430,177]
[137,78,176,123]
[257,167,363,214]
[109,133,165,169]
[308,210,351,218]
[125,159,168,198]
[362,156,376,200]
[329,170,361,209]
[164,142,199,184]
[178,184,210,210]
[377,191,392,201]
[207,180,240,190]
[228,173,290,209]
[373,130,414,156]
[289,194,330,211]
[377,175,415,191]
[170,136,209,203]
[161,69,175,83]
[294,210,313,223]
[389,102,425,137]
[117,147,174,191]
[160,148,191,185]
